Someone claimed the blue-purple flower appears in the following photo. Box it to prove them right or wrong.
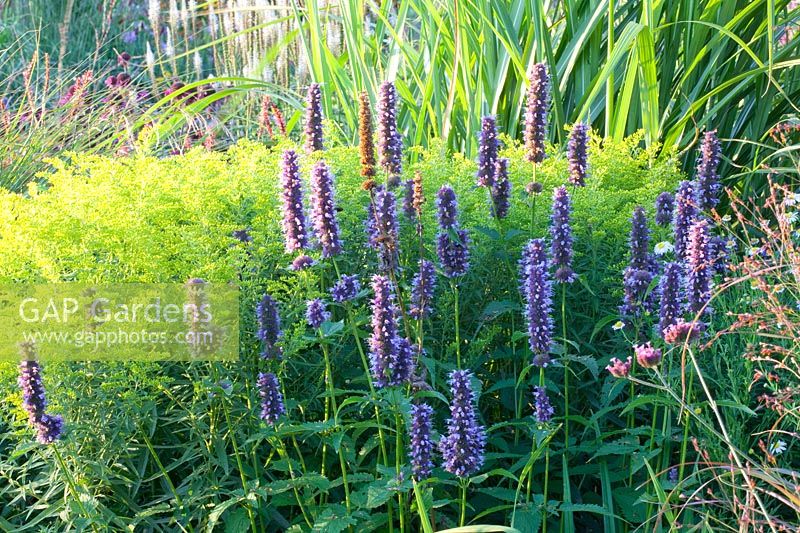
[436,185,470,278]
[402,179,416,220]
[520,239,554,367]
[304,83,324,153]
[673,180,698,261]
[409,402,435,481]
[377,81,403,184]
[695,130,721,211]
[280,149,307,253]
[550,186,575,283]
[567,123,589,187]
[658,262,683,338]
[525,63,550,164]
[291,254,315,271]
[256,294,283,359]
[306,298,331,329]
[258,372,286,425]
[369,275,413,387]
[476,116,499,187]
[629,206,651,271]
[330,275,361,303]
[709,236,730,275]
[409,259,437,319]
[686,218,713,315]
[310,161,343,258]
[372,186,400,271]
[532,386,554,423]
[18,344,64,444]
[621,207,655,316]
[439,369,486,478]
[655,192,675,227]
[490,158,511,219]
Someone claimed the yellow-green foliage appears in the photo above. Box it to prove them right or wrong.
[0,133,680,289]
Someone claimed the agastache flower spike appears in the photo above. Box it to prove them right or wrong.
[256,294,283,359]
[550,186,576,283]
[532,386,554,423]
[409,402,435,481]
[686,218,713,315]
[695,130,721,210]
[359,91,376,180]
[567,123,590,187]
[476,116,499,187]
[490,158,511,219]
[658,262,683,338]
[279,150,307,253]
[373,186,400,271]
[377,81,403,185]
[709,236,730,275]
[402,179,416,220]
[368,275,413,387]
[258,372,286,425]
[409,259,437,319]
[330,274,361,303]
[655,192,675,227]
[525,62,550,164]
[436,185,470,278]
[621,207,655,316]
[439,369,486,478]
[309,161,343,258]
[291,254,314,271]
[18,343,64,444]
[520,239,554,367]
[306,298,330,329]
[304,83,324,153]
[673,180,698,260]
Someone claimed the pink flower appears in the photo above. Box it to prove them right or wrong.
[634,343,662,369]
[606,356,632,378]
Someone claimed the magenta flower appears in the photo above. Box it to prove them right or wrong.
[606,356,632,378]
[634,343,662,368]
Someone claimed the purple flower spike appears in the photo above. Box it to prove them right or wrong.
[673,180,698,261]
[686,218,713,315]
[436,185,459,230]
[439,369,486,478]
[304,83,324,153]
[476,116,499,187]
[368,275,412,388]
[409,259,437,319]
[291,254,315,271]
[655,192,675,227]
[567,123,589,187]
[532,386,554,423]
[402,179,416,220]
[695,130,721,210]
[18,345,64,444]
[256,294,283,359]
[621,207,655,316]
[258,372,286,425]
[373,186,400,271]
[310,161,343,258]
[629,207,651,271]
[306,298,330,329]
[490,158,511,219]
[621,267,654,317]
[520,239,554,367]
[377,81,403,184]
[550,186,575,283]
[525,63,550,164]
[409,403,435,481]
[280,150,307,253]
[658,262,683,338]
[330,274,361,303]
[436,185,470,278]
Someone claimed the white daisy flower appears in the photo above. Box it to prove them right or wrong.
[612,321,625,331]
[769,440,787,456]
[654,241,674,255]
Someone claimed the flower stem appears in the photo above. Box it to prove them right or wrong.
[459,479,468,526]
[453,281,462,369]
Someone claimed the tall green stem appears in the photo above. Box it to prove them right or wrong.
[459,479,468,526]
[453,281,462,369]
